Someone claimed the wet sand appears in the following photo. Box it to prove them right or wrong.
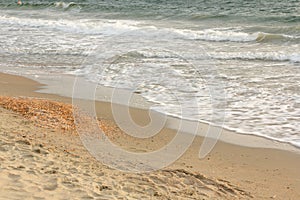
[0,72,300,199]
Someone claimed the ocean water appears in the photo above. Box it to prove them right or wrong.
[0,0,300,147]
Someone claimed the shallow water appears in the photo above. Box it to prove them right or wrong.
[0,0,299,146]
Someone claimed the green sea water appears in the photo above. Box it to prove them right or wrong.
[1,0,299,22]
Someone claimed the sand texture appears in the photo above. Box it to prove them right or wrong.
[0,104,251,199]
[1,72,300,199]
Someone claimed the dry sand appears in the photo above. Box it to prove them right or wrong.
[0,72,300,199]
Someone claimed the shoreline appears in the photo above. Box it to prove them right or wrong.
[4,72,300,153]
[1,72,300,199]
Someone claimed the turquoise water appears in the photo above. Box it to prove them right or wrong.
[0,0,299,22]
[0,0,300,147]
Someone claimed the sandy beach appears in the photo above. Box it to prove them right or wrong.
[0,72,300,200]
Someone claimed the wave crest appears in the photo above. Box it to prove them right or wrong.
[255,32,297,42]
[53,1,80,10]
[210,52,300,63]
[171,29,299,43]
